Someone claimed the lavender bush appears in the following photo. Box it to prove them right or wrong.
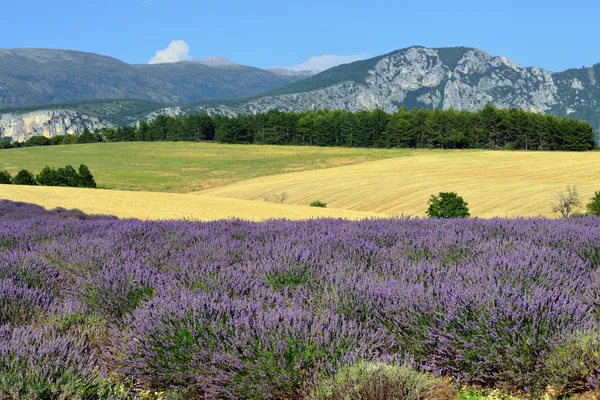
[1,200,600,397]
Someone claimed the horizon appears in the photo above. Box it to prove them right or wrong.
[2,44,599,73]
[1,0,599,72]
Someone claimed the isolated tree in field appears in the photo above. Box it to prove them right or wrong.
[552,186,582,218]
[0,170,12,184]
[426,192,470,218]
[13,169,37,186]
[586,191,600,216]
[78,165,96,188]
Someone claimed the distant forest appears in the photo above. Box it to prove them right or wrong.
[4,105,597,151]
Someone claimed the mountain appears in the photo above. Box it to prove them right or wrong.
[0,48,303,108]
[266,68,318,78]
[2,46,600,142]
[195,56,238,67]
[183,46,600,134]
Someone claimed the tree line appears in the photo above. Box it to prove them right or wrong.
[1,105,596,151]
[0,165,96,188]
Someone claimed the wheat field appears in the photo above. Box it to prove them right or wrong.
[0,142,408,192]
[198,150,600,218]
[0,185,381,221]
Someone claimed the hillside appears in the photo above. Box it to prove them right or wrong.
[185,46,600,134]
[198,150,600,218]
[0,185,379,221]
[0,48,301,108]
[2,143,600,218]
[2,46,600,141]
[0,142,407,192]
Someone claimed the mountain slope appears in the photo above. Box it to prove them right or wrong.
[0,48,301,108]
[2,46,600,141]
[134,62,294,103]
[184,46,600,134]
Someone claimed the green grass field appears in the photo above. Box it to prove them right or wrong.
[0,142,410,193]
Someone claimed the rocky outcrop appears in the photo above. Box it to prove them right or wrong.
[184,47,600,134]
[0,110,113,142]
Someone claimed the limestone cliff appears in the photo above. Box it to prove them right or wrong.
[0,110,113,142]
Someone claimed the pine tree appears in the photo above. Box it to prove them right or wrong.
[13,170,37,186]
[78,165,96,188]
[0,170,12,184]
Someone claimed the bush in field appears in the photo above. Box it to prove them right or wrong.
[586,191,600,216]
[35,164,96,188]
[36,165,80,187]
[310,200,328,208]
[12,169,37,185]
[426,192,469,218]
[0,170,11,184]
[311,362,455,400]
[78,164,96,188]
[552,185,582,218]
[0,325,100,399]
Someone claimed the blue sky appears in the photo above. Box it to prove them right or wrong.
[1,0,599,71]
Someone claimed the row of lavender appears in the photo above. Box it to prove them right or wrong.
[1,200,600,398]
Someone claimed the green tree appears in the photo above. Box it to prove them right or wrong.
[57,165,81,187]
[78,128,100,143]
[586,191,600,216]
[0,170,12,184]
[36,166,60,186]
[426,192,470,218]
[23,135,50,147]
[13,169,37,186]
[78,165,97,188]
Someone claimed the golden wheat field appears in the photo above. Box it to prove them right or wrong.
[198,150,600,218]
[0,185,381,221]
[2,145,600,219]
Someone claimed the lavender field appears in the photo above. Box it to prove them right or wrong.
[1,199,600,399]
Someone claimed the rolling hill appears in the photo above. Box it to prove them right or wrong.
[0,48,301,108]
[197,150,600,218]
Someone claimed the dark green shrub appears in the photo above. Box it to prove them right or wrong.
[0,139,11,149]
[36,166,60,186]
[57,165,81,187]
[311,200,328,208]
[12,170,37,186]
[49,134,79,146]
[22,135,50,147]
[36,165,95,188]
[426,192,470,218]
[78,165,96,188]
[0,170,11,184]
[586,191,600,216]
[78,128,101,144]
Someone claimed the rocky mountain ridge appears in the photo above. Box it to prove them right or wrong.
[1,46,599,142]
[185,47,599,128]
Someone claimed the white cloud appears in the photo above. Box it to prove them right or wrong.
[148,40,192,64]
[289,52,372,72]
